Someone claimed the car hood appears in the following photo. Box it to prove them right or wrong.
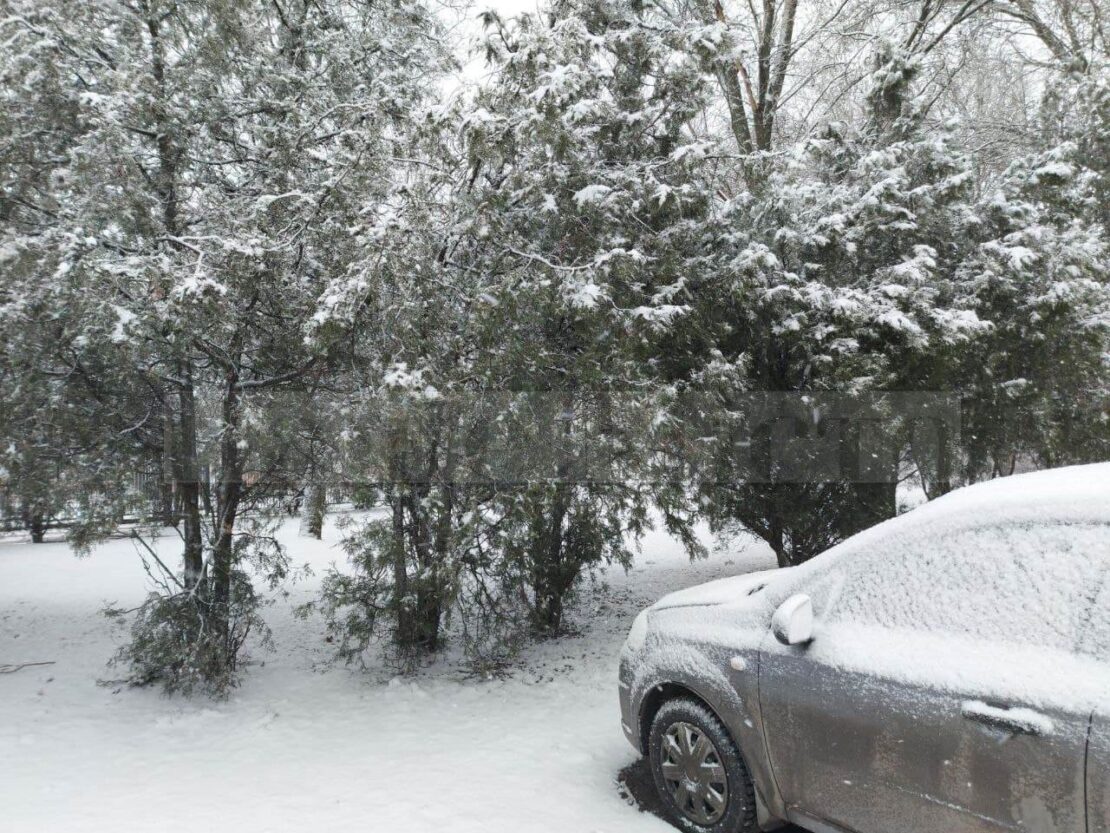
[650,567,791,611]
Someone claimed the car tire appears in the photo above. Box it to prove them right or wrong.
[648,697,758,833]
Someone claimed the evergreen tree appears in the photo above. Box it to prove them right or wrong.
[681,44,987,565]
[957,65,1110,477]
[1,0,449,692]
[463,0,712,631]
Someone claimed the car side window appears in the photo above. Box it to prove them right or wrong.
[1080,565,1110,664]
[827,522,1110,653]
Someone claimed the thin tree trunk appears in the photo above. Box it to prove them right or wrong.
[534,482,571,634]
[385,413,421,649]
[934,420,953,496]
[160,392,179,527]
[390,484,410,641]
[302,481,325,539]
[27,510,46,544]
[768,507,789,568]
[403,481,439,652]
[147,8,199,587]
[212,375,245,639]
[532,393,575,635]
[178,368,204,592]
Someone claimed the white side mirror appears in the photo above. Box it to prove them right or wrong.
[772,593,814,646]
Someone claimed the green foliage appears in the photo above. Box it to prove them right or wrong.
[670,45,985,564]
[311,518,393,667]
[107,572,272,697]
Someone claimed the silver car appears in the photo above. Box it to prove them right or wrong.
[618,463,1110,833]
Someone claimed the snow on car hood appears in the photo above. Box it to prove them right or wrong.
[650,567,789,611]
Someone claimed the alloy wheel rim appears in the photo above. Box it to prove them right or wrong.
[660,721,729,825]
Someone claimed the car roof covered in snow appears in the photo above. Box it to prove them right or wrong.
[833,460,1110,555]
[897,461,1108,524]
[651,463,1110,612]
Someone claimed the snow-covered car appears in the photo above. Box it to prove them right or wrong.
[619,463,1110,833]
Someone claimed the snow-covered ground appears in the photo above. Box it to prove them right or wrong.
[0,515,772,833]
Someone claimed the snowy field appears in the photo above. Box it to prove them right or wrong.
[0,514,773,833]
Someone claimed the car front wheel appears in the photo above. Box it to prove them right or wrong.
[648,697,758,833]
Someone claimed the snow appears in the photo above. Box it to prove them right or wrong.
[573,183,613,207]
[0,515,774,833]
[382,361,441,396]
[565,277,606,309]
[769,593,814,646]
[108,304,134,343]
[960,700,1055,736]
[644,464,1110,716]
[768,466,1110,714]
[650,569,778,611]
[804,622,1110,714]
[801,463,1110,569]
[825,521,1110,650]
[3,462,1104,833]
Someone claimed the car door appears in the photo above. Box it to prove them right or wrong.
[1081,565,1110,833]
[757,520,1107,833]
[1091,719,1110,833]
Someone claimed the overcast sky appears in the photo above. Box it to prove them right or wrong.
[452,0,545,88]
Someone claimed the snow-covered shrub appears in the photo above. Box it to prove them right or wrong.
[107,572,271,696]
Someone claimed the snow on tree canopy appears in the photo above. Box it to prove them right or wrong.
[573,184,613,208]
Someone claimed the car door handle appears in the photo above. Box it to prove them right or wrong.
[961,700,1054,736]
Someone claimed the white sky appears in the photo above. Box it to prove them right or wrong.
[449,0,546,89]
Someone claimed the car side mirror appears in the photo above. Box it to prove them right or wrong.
[772,594,814,646]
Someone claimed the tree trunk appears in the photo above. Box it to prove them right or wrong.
[160,393,180,527]
[27,511,46,544]
[401,483,440,653]
[390,484,407,607]
[148,11,200,586]
[530,479,572,635]
[389,486,431,652]
[768,509,789,568]
[387,432,416,653]
[302,481,325,539]
[212,375,245,641]
[413,580,442,653]
[177,369,205,592]
[935,420,953,496]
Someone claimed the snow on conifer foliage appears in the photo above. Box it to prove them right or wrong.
[464,1,716,327]
[0,0,1107,692]
[668,45,990,567]
[1,0,453,693]
[312,0,716,671]
[658,45,1108,569]
[956,68,1110,479]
